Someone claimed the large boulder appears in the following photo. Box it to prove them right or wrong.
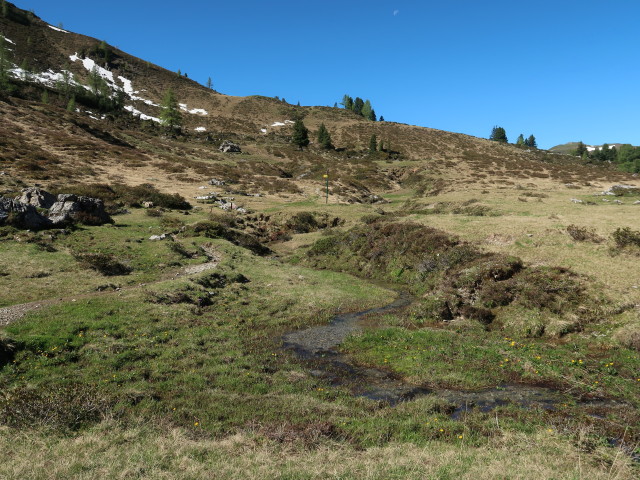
[0,197,51,229]
[48,194,112,226]
[15,187,57,209]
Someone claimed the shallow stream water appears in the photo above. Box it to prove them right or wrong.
[282,293,623,416]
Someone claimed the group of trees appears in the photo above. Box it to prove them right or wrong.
[341,94,377,121]
[516,133,537,148]
[290,119,388,154]
[489,126,537,148]
[573,142,640,173]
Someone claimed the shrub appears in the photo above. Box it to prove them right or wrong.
[0,384,114,431]
[566,225,603,243]
[74,252,132,276]
[612,227,640,248]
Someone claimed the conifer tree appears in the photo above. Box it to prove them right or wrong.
[369,134,377,153]
[575,141,587,157]
[1,1,8,18]
[160,88,182,131]
[526,135,537,148]
[353,97,364,116]
[291,119,309,150]
[341,94,353,110]
[516,134,525,146]
[41,89,49,104]
[317,123,333,149]
[206,77,213,89]
[67,96,76,112]
[362,100,373,121]
[378,139,384,152]
[379,115,385,122]
[489,126,508,143]
[0,35,10,93]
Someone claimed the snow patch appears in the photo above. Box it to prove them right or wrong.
[48,25,69,33]
[69,54,114,83]
[271,120,294,127]
[8,66,83,89]
[179,103,208,115]
[195,127,207,132]
[260,128,267,133]
[124,105,161,123]
[2,36,16,45]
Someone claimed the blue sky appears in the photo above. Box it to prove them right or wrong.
[15,0,640,149]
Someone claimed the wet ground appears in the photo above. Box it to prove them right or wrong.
[282,293,624,415]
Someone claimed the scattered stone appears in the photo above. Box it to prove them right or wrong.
[613,200,623,204]
[15,187,56,209]
[142,201,154,208]
[219,141,241,153]
[603,184,640,196]
[634,201,640,205]
[149,234,168,241]
[209,178,226,186]
[570,198,583,204]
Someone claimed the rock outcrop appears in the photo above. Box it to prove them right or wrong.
[48,194,112,226]
[0,197,50,229]
[219,141,241,153]
[0,189,112,229]
[15,187,57,209]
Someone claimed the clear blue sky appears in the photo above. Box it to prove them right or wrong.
[15,0,640,149]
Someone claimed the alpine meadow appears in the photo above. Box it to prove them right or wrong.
[0,1,639,478]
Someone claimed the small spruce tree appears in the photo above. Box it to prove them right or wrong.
[317,123,333,150]
[1,1,8,18]
[378,139,384,152]
[41,89,49,104]
[379,115,385,122]
[66,96,76,112]
[207,77,213,89]
[291,119,309,150]
[369,134,378,153]
[516,134,525,146]
[160,88,182,132]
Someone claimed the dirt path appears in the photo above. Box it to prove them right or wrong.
[0,246,221,327]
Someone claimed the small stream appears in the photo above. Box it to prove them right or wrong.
[282,293,624,416]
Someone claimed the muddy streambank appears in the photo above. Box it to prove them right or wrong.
[282,293,625,416]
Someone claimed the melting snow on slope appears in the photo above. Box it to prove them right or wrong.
[48,25,69,33]
[271,120,295,127]
[179,103,208,115]
[2,36,16,45]
[118,75,158,106]
[124,105,160,123]
[69,54,115,83]
[8,65,84,90]
[195,127,207,132]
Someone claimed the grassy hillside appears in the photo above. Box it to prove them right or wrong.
[1,2,639,478]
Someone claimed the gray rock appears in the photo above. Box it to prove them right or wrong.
[0,197,51,229]
[634,201,640,205]
[570,198,583,204]
[209,178,226,186]
[142,201,154,208]
[48,194,112,226]
[15,187,57,209]
[149,234,167,241]
[218,141,241,153]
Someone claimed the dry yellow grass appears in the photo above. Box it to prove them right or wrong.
[0,423,636,480]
